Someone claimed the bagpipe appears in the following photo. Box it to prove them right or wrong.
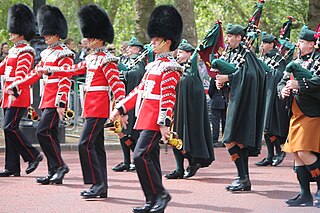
[211,0,265,74]
[283,32,320,80]
[267,16,296,70]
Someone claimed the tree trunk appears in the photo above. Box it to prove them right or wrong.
[107,0,121,24]
[135,0,155,44]
[308,0,320,30]
[175,0,197,46]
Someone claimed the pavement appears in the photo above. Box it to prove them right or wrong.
[0,133,320,213]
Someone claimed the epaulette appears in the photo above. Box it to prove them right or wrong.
[57,44,75,59]
[100,52,118,66]
[159,60,183,74]
[17,45,35,56]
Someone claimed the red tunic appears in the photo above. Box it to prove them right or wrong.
[47,50,125,118]
[0,41,35,108]
[9,42,74,109]
[117,52,182,131]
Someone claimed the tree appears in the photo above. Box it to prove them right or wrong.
[175,0,197,46]
[135,0,155,44]
[308,0,320,30]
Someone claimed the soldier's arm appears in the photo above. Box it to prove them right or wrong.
[55,56,73,108]
[298,76,320,94]
[0,57,7,75]
[43,60,87,77]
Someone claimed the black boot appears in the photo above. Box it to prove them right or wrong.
[228,175,251,192]
[0,169,20,177]
[164,170,184,179]
[36,169,55,185]
[149,190,171,213]
[26,154,43,174]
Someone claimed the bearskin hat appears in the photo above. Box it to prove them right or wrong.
[78,4,114,43]
[37,5,68,39]
[147,5,183,51]
[7,4,36,41]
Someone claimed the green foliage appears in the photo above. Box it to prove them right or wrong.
[0,0,311,50]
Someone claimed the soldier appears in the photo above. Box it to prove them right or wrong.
[110,5,183,212]
[0,4,43,177]
[36,4,125,198]
[7,5,74,184]
[112,37,146,172]
[164,41,214,179]
[255,33,290,167]
[215,24,265,192]
[279,27,320,207]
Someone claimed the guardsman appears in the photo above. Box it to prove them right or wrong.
[112,37,146,172]
[255,33,290,167]
[7,5,74,184]
[215,24,265,192]
[110,5,183,213]
[0,3,43,177]
[36,4,125,198]
[279,27,320,207]
[165,41,214,179]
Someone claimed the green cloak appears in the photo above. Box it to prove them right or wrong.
[173,61,215,167]
[262,48,290,138]
[223,44,266,152]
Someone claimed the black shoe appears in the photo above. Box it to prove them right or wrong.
[164,170,184,179]
[132,202,153,213]
[129,164,136,172]
[285,194,313,206]
[225,177,240,191]
[149,190,171,213]
[272,152,286,166]
[26,154,43,174]
[228,176,251,192]
[112,162,130,172]
[36,175,52,185]
[255,158,272,166]
[50,165,69,184]
[82,183,107,199]
[0,169,20,177]
[184,164,201,179]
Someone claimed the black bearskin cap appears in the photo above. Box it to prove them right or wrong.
[7,4,36,41]
[78,4,114,43]
[147,5,183,51]
[37,5,68,39]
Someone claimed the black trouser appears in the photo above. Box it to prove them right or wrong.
[36,108,64,172]
[134,130,164,201]
[78,118,107,186]
[3,107,40,172]
[211,108,226,144]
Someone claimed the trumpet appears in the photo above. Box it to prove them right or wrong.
[159,132,183,150]
[104,120,122,133]
[27,107,39,121]
[65,108,75,120]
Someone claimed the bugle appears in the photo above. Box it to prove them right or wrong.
[159,132,183,150]
[65,108,75,120]
[104,120,122,133]
[27,107,39,121]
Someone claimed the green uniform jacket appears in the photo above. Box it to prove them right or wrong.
[262,48,290,137]
[173,64,215,167]
[223,44,266,151]
[122,54,146,139]
[278,51,320,117]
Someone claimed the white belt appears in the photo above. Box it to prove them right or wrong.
[135,90,160,116]
[84,86,110,92]
[4,77,15,82]
[46,78,60,83]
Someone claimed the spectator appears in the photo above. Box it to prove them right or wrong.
[107,43,116,56]
[0,42,10,62]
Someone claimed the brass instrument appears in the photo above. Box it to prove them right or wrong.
[104,120,122,133]
[65,108,75,119]
[27,107,39,121]
[159,132,183,150]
